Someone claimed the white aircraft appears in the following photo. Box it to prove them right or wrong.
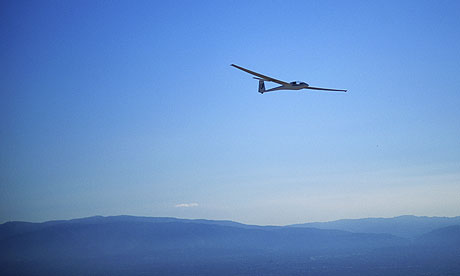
[231,64,347,94]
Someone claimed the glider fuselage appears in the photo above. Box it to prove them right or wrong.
[263,82,309,93]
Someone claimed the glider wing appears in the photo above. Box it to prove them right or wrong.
[306,86,347,92]
[231,64,289,86]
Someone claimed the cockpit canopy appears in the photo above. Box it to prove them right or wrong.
[290,81,308,86]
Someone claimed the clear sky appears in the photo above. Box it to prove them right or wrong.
[1,0,460,225]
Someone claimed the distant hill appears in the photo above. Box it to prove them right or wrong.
[0,216,407,275]
[1,216,460,275]
[0,215,263,241]
[415,225,460,246]
[289,215,460,238]
[0,216,406,257]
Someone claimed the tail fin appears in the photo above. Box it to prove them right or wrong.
[258,80,265,93]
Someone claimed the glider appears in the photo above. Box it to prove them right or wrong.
[231,64,347,94]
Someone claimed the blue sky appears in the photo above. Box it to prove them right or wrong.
[1,0,460,225]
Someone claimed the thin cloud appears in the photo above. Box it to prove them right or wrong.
[175,203,199,208]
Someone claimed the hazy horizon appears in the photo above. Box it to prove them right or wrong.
[3,213,460,227]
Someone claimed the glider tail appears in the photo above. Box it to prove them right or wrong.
[258,80,265,94]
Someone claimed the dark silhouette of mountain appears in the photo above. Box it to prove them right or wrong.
[0,216,406,257]
[415,225,460,246]
[290,215,460,238]
[0,215,263,241]
[1,216,459,275]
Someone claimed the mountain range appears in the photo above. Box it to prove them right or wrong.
[290,215,460,238]
[1,215,459,275]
